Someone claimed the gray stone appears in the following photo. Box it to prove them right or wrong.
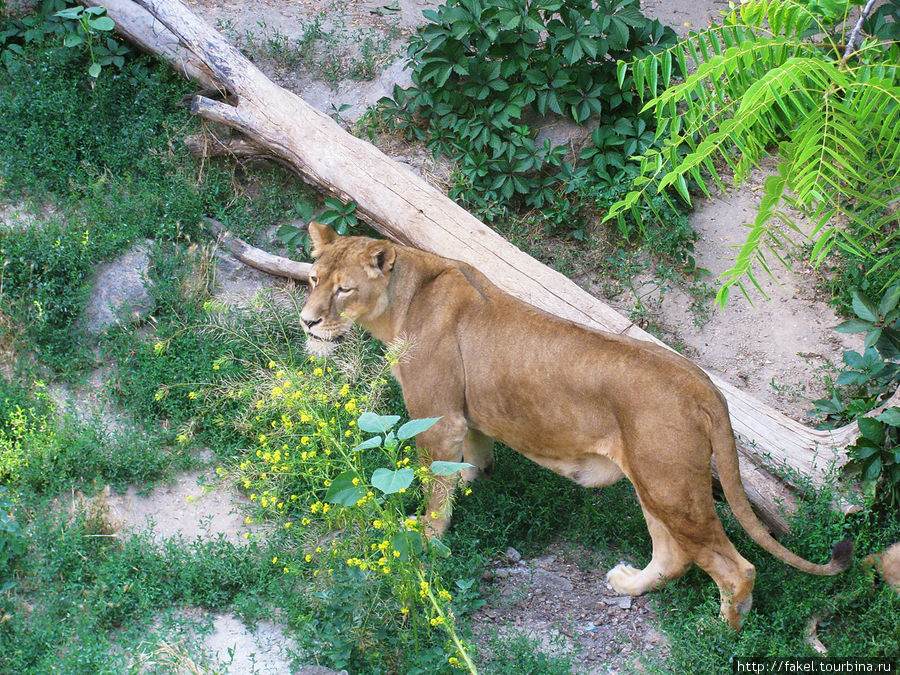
[84,240,153,333]
[504,546,522,563]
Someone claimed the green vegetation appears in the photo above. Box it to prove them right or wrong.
[609,0,900,306]
[218,14,403,84]
[0,2,897,674]
[814,284,900,507]
[0,36,314,372]
[373,0,700,267]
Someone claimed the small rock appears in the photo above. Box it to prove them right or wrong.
[606,595,633,610]
[531,568,574,594]
[504,546,522,563]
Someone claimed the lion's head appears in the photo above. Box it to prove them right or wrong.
[300,222,396,357]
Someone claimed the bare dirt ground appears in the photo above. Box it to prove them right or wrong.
[13,0,865,671]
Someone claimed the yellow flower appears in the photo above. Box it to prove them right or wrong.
[284,521,293,529]
[268,360,276,369]
[301,518,311,526]
[305,554,312,562]
[272,556,278,564]
[372,520,383,529]
[313,367,323,377]
[188,391,197,400]
[439,590,452,602]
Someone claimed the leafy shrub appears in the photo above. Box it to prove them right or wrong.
[176,296,474,671]
[375,0,684,243]
[0,487,24,585]
[1,0,130,77]
[609,0,900,304]
[814,284,900,506]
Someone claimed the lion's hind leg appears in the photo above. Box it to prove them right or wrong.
[635,488,756,630]
[689,532,756,630]
[607,506,692,596]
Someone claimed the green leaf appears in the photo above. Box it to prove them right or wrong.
[858,417,885,444]
[863,455,883,482]
[88,63,101,78]
[391,531,424,561]
[325,471,367,506]
[879,285,900,316]
[64,34,85,48]
[876,408,900,427]
[352,436,382,452]
[864,328,883,350]
[429,460,475,476]
[357,412,400,433]
[55,7,84,19]
[88,16,115,31]
[852,290,879,322]
[371,467,415,494]
[397,417,442,440]
[832,318,873,334]
[429,537,452,558]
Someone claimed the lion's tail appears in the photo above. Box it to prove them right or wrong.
[709,401,853,576]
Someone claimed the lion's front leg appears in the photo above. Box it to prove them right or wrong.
[414,416,470,538]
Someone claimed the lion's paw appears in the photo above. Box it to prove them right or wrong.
[606,563,643,595]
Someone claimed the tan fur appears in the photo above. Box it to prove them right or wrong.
[865,543,900,592]
[300,224,852,630]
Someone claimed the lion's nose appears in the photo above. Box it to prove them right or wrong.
[302,316,321,331]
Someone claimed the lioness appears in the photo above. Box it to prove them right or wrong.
[300,222,852,629]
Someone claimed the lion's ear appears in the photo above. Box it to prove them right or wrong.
[308,221,337,258]
[365,240,396,276]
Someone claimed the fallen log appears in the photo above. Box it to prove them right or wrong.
[92,0,867,534]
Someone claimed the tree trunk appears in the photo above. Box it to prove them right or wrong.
[92,0,866,535]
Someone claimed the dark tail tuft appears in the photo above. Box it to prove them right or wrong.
[832,539,855,572]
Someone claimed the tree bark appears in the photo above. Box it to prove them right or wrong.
[92,0,867,534]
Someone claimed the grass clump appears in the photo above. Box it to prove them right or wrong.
[0,37,316,373]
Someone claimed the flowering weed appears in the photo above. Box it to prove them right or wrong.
[182,296,478,671]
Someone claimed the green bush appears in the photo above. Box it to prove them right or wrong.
[375,0,687,247]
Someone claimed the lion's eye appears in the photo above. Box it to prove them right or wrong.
[335,286,355,296]
[309,274,319,288]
